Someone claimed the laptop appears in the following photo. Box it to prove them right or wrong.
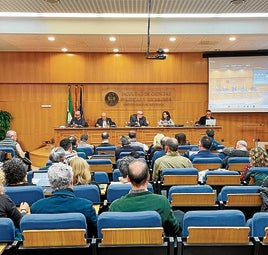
[32,171,53,194]
[205,119,216,126]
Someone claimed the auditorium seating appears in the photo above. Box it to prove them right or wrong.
[177,145,198,154]
[227,157,250,172]
[93,172,109,184]
[217,185,262,219]
[96,211,173,255]
[78,147,94,157]
[19,213,90,255]
[168,184,218,212]
[192,157,222,171]
[0,147,15,158]
[112,168,121,182]
[77,151,87,159]
[86,159,113,174]
[73,184,100,203]
[4,186,44,206]
[95,146,116,155]
[179,210,253,255]
[0,218,17,255]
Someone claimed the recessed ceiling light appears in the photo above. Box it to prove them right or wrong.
[43,0,61,4]
[163,48,169,52]
[113,48,119,53]
[229,36,236,41]
[61,48,68,52]
[48,36,55,41]
[169,37,176,42]
[230,0,246,6]
[109,37,116,42]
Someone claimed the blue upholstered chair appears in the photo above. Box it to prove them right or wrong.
[95,146,116,155]
[93,172,109,184]
[77,151,87,159]
[118,151,145,159]
[0,218,15,242]
[227,157,250,172]
[78,147,94,157]
[0,147,15,158]
[73,184,100,203]
[192,157,222,171]
[20,213,88,248]
[97,211,162,238]
[247,212,268,237]
[86,159,113,174]
[112,168,121,182]
[4,186,44,206]
[107,183,154,203]
[182,209,246,237]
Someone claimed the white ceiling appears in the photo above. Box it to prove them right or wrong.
[1,0,268,53]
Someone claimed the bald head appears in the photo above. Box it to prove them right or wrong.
[165,138,178,152]
[128,160,149,187]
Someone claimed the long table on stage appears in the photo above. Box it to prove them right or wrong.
[54,126,222,146]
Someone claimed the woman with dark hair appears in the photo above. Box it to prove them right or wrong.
[175,133,190,145]
[158,111,174,127]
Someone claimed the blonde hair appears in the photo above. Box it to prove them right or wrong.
[153,134,165,148]
[249,147,268,167]
[0,169,6,195]
[70,157,91,185]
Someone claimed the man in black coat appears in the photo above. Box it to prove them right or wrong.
[95,112,116,127]
[129,111,149,127]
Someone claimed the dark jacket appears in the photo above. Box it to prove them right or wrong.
[129,114,148,127]
[197,116,214,126]
[95,117,115,127]
[30,189,98,237]
[259,186,268,212]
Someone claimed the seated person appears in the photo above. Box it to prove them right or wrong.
[70,157,92,185]
[196,109,214,126]
[158,111,175,127]
[95,132,115,148]
[241,146,268,185]
[30,162,98,237]
[115,136,141,161]
[69,110,86,127]
[128,130,148,151]
[190,136,220,162]
[59,138,77,163]
[95,112,116,128]
[129,110,149,127]
[206,129,222,150]
[175,133,190,145]
[77,134,95,151]
[115,156,136,184]
[109,160,180,236]
[219,140,249,168]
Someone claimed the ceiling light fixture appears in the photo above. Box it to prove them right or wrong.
[230,0,246,6]
[145,0,166,60]
[109,37,116,42]
[43,0,61,4]
[48,36,55,41]
[61,48,68,52]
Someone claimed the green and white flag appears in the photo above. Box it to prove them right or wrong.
[66,86,73,124]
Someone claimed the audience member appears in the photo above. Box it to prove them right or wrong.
[69,110,86,127]
[129,110,149,127]
[158,111,175,127]
[147,134,165,166]
[206,129,222,150]
[95,112,116,128]
[189,136,220,162]
[152,138,193,181]
[241,147,268,185]
[78,134,95,151]
[259,177,268,211]
[95,132,115,148]
[30,162,98,237]
[109,160,180,236]
[128,130,148,151]
[0,169,29,238]
[175,133,190,145]
[196,109,214,126]
[70,157,92,185]
[219,140,249,168]
[59,138,77,163]
[116,156,136,184]
[49,147,66,163]
[2,158,32,186]
[150,136,168,171]
[68,135,81,152]
[115,136,141,161]
[0,130,31,170]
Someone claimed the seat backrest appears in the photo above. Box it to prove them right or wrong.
[0,218,15,242]
[73,184,100,203]
[77,147,94,156]
[248,167,268,174]
[178,145,198,153]
[91,154,116,164]
[97,211,162,238]
[95,146,116,155]
[162,168,198,185]
[86,159,113,173]
[251,212,268,237]
[192,157,222,164]
[182,209,245,237]
[218,185,261,202]
[162,168,198,177]
[20,213,87,247]
[107,183,154,203]
[112,168,121,182]
[0,147,15,157]
[206,174,241,185]
[227,157,250,172]
[93,172,109,184]
[193,157,222,171]
[4,186,44,206]
[168,184,214,201]
[77,151,87,159]
[27,170,48,184]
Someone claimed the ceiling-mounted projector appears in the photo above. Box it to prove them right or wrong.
[146,48,166,60]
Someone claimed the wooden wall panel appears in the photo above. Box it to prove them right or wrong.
[0,52,267,152]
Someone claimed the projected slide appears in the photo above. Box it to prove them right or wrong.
[209,56,268,112]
